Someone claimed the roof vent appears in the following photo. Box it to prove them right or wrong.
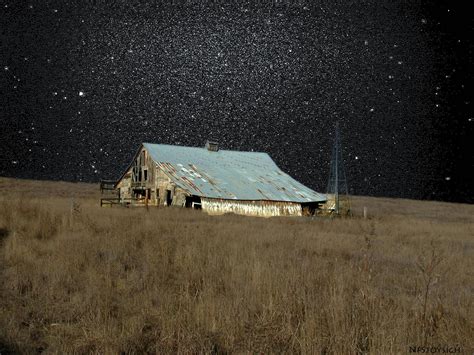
[205,140,219,152]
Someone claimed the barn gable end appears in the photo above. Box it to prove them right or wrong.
[115,144,190,207]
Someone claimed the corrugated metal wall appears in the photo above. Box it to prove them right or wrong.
[201,198,302,217]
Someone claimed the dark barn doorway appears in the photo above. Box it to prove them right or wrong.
[166,190,173,206]
[185,195,202,209]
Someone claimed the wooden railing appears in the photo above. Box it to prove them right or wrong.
[100,179,117,193]
[100,179,120,207]
[100,197,138,207]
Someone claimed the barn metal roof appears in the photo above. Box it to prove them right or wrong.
[143,143,326,203]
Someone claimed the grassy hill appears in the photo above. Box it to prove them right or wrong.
[0,177,473,353]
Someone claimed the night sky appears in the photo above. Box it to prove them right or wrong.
[1,0,473,203]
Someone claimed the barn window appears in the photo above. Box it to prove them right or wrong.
[144,169,148,181]
[132,166,138,181]
[166,190,172,206]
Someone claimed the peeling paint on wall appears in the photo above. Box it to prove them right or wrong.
[201,198,302,217]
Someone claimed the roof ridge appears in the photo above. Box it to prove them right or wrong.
[142,142,268,154]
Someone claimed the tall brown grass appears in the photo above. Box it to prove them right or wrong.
[0,178,473,353]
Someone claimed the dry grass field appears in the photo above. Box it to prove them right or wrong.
[0,177,473,354]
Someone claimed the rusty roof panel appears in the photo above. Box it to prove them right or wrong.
[143,143,326,203]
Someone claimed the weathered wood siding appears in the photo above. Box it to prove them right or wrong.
[201,198,302,217]
[116,172,132,200]
[116,146,189,207]
[116,147,158,205]
[154,166,189,207]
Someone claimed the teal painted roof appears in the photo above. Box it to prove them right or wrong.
[143,143,326,203]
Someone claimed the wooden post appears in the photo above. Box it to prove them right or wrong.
[70,198,74,226]
[363,206,367,219]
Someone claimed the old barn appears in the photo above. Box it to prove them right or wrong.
[105,142,326,217]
